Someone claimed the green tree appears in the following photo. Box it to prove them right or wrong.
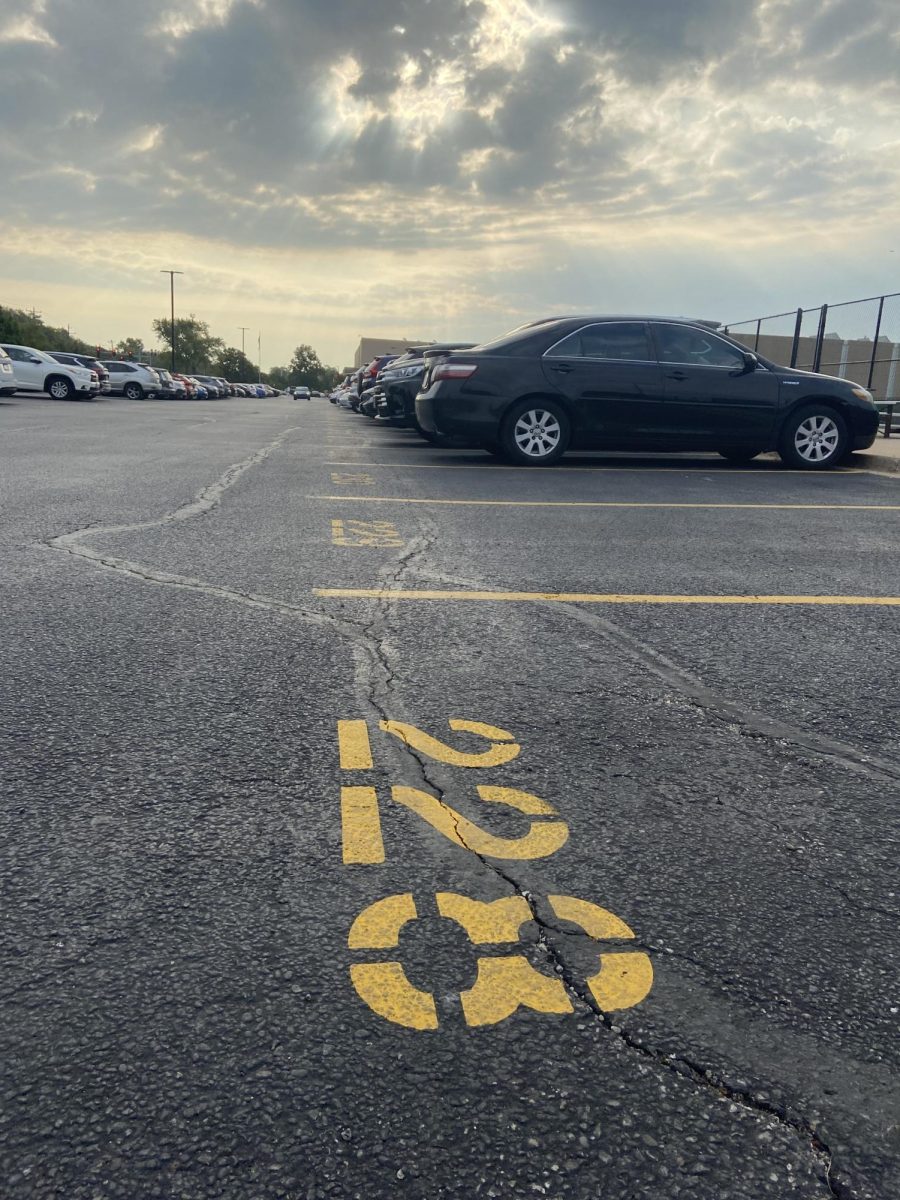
[152,313,224,374]
[286,344,340,391]
[114,337,146,360]
[213,346,257,382]
[267,365,291,390]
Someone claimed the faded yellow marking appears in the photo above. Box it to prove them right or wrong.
[436,893,533,943]
[348,893,416,949]
[331,472,376,485]
[350,963,439,1031]
[548,894,635,941]
[325,460,860,475]
[391,785,569,860]
[547,895,653,1013]
[331,518,404,547]
[316,495,900,511]
[586,952,654,1012]
[338,719,374,769]
[316,588,900,607]
[460,957,573,1027]
[341,786,385,865]
[380,718,521,768]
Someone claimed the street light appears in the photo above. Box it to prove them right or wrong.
[160,270,183,372]
[238,326,250,358]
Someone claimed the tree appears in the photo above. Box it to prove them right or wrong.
[213,346,257,382]
[286,344,340,391]
[114,337,146,360]
[267,365,292,390]
[152,313,224,374]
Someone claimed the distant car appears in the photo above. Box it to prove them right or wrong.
[0,348,16,396]
[192,375,222,398]
[154,368,179,399]
[373,343,476,432]
[98,360,162,400]
[3,343,100,399]
[215,377,231,396]
[415,316,880,468]
[172,373,197,397]
[293,386,311,400]
[48,352,111,394]
[188,377,209,399]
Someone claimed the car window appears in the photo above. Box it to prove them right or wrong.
[546,322,654,362]
[4,347,28,361]
[655,324,746,368]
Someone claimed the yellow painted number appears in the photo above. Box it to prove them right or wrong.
[348,892,652,1029]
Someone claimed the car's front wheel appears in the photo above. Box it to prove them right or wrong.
[123,382,144,401]
[778,405,847,469]
[46,375,75,401]
[498,399,570,465]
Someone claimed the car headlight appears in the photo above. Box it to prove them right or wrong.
[850,386,873,402]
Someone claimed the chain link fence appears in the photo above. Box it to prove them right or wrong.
[724,292,900,435]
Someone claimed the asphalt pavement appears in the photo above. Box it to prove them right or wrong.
[1,391,898,1200]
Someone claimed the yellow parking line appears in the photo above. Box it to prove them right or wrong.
[309,495,900,511]
[315,589,900,606]
[324,461,854,475]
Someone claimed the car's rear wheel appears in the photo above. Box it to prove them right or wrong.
[778,405,847,469]
[499,399,570,465]
[46,376,75,401]
[717,447,764,463]
[123,382,144,401]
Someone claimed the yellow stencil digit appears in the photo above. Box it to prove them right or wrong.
[380,719,521,767]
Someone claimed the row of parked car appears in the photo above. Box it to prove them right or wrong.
[0,342,283,401]
[329,315,881,468]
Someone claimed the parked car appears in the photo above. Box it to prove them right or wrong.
[0,348,17,396]
[215,377,231,396]
[414,316,880,468]
[188,377,209,399]
[292,386,311,400]
[99,360,162,400]
[3,344,100,400]
[373,343,476,433]
[48,352,111,394]
[154,368,179,399]
[171,373,197,397]
[192,375,222,398]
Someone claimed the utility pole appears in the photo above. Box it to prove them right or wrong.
[258,332,262,383]
[160,270,183,371]
[238,326,250,358]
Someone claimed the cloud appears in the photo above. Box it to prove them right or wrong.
[0,0,897,365]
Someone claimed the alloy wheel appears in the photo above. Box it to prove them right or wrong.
[794,414,839,463]
[513,409,562,459]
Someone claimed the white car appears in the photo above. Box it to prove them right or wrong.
[98,360,162,400]
[1,343,100,400]
[0,348,16,396]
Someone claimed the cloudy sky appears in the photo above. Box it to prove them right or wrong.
[1,0,898,368]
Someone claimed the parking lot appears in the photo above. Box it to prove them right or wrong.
[1,393,898,1199]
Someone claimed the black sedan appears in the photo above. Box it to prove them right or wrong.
[414,316,879,468]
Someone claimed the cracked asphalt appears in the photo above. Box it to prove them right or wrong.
[1,393,898,1200]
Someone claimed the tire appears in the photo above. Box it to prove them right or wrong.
[778,405,848,469]
[717,447,764,463]
[46,375,75,401]
[498,398,570,465]
[123,382,144,401]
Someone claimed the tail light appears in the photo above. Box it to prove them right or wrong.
[431,362,478,383]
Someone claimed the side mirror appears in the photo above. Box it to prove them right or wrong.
[740,351,758,374]
[29,356,42,363]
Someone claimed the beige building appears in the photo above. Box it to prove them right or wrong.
[353,336,434,369]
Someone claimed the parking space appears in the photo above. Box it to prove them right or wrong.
[2,394,898,1199]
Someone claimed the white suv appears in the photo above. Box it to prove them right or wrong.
[99,360,162,400]
[2,343,100,400]
[0,348,16,396]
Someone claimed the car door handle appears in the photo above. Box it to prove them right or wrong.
[665,371,688,381]
[550,363,573,374]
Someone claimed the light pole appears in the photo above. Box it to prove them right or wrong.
[160,270,183,372]
[258,332,262,384]
[238,326,250,358]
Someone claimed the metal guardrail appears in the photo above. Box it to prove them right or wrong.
[724,293,900,436]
